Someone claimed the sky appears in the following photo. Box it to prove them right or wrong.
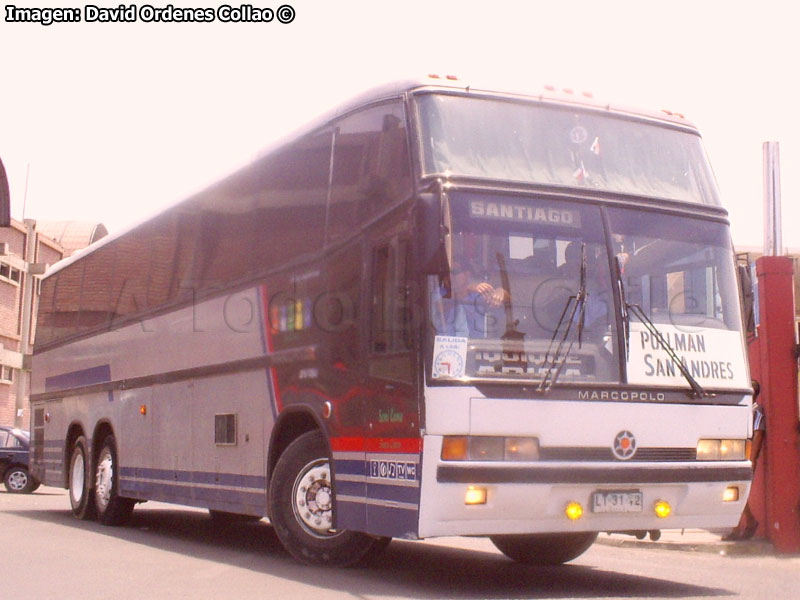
[1,0,797,251]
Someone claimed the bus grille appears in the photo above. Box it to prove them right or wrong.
[539,447,698,462]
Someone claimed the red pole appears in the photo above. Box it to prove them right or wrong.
[754,255,800,552]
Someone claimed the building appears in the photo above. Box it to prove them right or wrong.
[0,219,106,428]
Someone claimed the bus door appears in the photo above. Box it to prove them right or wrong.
[363,231,421,538]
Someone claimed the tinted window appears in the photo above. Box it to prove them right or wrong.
[327,103,412,243]
[417,93,720,206]
[193,129,332,289]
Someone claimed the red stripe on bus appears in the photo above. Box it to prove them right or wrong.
[365,438,422,453]
[330,437,365,452]
[330,437,422,454]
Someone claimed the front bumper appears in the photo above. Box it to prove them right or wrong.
[417,435,752,538]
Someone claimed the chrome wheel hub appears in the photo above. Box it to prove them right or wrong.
[95,448,113,509]
[70,452,85,503]
[292,459,340,538]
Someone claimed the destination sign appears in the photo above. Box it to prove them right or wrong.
[470,200,581,228]
[627,322,749,389]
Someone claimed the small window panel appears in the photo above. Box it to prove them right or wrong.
[0,262,20,286]
[214,413,237,445]
[0,365,13,383]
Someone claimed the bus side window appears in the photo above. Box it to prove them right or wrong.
[328,102,412,245]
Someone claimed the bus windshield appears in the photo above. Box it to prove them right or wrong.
[609,208,749,389]
[428,193,620,384]
[427,193,749,390]
[415,93,721,206]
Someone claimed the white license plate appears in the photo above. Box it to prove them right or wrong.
[592,490,643,513]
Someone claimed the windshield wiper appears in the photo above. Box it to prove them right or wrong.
[626,304,706,399]
[496,252,524,342]
[538,244,588,392]
[614,257,706,399]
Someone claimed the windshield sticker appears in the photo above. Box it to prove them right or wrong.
[469,200,581,228]
[626,322,749,389]
[432,336,468,379]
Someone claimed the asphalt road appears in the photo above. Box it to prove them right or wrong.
[2,487,799,599]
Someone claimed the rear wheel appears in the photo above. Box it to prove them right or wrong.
[268,430,384,566]
[68,436,96,520]
[490,532,598,565]
[94,435,135,526]
[4,465,38,493]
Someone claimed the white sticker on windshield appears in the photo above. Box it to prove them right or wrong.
[626,322,749,389]
[432,336,468,379]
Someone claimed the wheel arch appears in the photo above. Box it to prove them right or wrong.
[92,420,116,461]
[267,407,328,487]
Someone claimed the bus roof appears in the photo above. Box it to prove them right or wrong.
[44,76,699,279]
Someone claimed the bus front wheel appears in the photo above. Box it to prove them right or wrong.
[68,436,96,520]
[94,435,135,526]
[489,532,598,565]
[268,430,385,567]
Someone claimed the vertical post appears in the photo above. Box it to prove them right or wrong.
[755,256,800,553]
[13,219,36,429]
[763,142,782,256]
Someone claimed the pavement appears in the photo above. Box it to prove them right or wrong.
[596,528,781,556]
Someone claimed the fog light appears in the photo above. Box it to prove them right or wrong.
[723,486,740,502]
[565,502,584,521]
[465,486,487,505]
[654,500,672,518]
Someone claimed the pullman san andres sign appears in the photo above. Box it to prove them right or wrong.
[626,322,749,389]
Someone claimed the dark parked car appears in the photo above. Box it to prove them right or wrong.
[1,426,40,493]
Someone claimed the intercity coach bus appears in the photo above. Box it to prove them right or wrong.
[29,76,754,567]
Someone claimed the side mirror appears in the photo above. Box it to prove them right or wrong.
[417,192,446,274]
[737,263,756,337]
[0,157,11,227]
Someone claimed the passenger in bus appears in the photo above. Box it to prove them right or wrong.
[438,261,508,338]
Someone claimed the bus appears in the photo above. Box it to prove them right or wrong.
[29,76,754,567]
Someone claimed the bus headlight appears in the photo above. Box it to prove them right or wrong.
[441,436,540,461]
[505,437,540,461]
[697,439,746,461]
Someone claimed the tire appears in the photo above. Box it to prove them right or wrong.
[490,532,598,565]
[208,510,262,523]
[94,435,135,526]
[68,436,96,520]
[268,430,384,567]
[4,465,38,493]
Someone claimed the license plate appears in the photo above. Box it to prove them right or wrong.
[591,490,643,513]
